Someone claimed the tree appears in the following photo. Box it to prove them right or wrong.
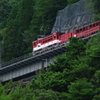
[32,89,59,100]
[49,37,86,72]
[30,0,68,39]
[91,0,100,14]
[91,0,100,20]
[86,33,100,70]
[31,71,67,92]
[68,0,79,4]
[67,78,94,100]
[91,70,100,100]
[2,0,34,61]
[0,82,5,100]
[0,0,11,29]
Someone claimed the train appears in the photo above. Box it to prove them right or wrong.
[32,21,100,55]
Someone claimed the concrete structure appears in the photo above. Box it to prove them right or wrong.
[0,44,66,82]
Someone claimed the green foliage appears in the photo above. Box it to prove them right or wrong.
[0,82,5,99]
[91,0,100,20]
[1,0,68,61]
[91,0,100,14]
[67,78,94,100]
[0,0,11,29]
[58,92,68,100]
[65,37,85,61]
[92,13,100,21]
[91,70,100,89]
[31,71,67,92]
[48,56,66,72]
[86,34,100,69]
[68,0,79,4]
[32,89,59,100]
[91,70,100,100]
[1,33,100,99]
[0,1,100,100]
[49,37,86,72]
[2,0,34,61]
[30,0,68,38]
[93,95,100,100]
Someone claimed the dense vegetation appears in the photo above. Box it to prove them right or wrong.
[0,0,80,62]
[0,0,100,99]
[1,34,100,100]
[0,0,99,62]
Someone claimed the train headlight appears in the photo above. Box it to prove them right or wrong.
[74,34,76,37]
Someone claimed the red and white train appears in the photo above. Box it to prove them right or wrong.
[32,21,100,55]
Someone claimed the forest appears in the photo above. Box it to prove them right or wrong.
[1,34,100,100]
[0,0,99,62]
[0,0,79,62]
[0,0,100,100]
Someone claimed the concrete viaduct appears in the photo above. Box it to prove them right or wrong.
[0,44,66,82]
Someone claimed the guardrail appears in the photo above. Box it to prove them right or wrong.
[1,53,32,67]
[1,42,67,68]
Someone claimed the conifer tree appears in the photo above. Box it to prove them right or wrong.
[49,37,85,72]
[2,0,34,61]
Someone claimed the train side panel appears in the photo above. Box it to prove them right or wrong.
[32,33,64,54]
[32,21,100,55]
[60,32,72,42]
[73,21,100,38]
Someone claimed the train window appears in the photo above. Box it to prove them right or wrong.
[76,29,80,33]
[45,40,47,42]
[43,40,46,43]
[90,25,92,28]
[83,27,85,31]
[98,21,100,25]
[46,38,48,42]
[54,35,56,38]
[93,23,95,27]
[96,22,98,26]
[43,39,44,43]
[80,28,82,32]
[33,42,36,46]
[48,37,51,41]
[86,27,88,30]
[43,38,48,43]
[39,40,42,43]
[50,36,52,38]
[46,36,53,41]
[50,37,52,40]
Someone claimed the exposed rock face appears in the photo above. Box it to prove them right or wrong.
[51,0,95,34]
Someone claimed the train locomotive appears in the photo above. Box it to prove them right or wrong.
[32,21,100,55]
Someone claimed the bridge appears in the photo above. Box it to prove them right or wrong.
[0,43,67,82]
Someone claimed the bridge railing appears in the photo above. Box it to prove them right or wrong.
[1,53,32,67]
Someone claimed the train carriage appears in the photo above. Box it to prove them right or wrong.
[32,21,100,55]
[32,33,64,55]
